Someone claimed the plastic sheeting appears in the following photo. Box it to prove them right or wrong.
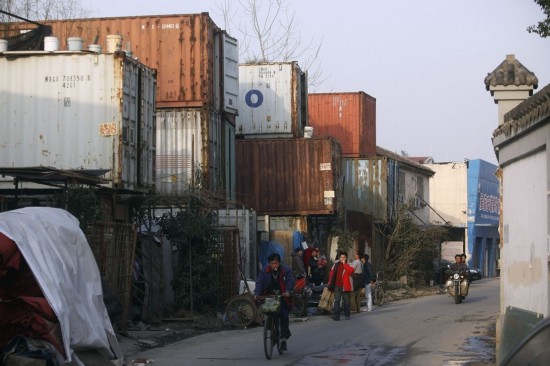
[0,207,119,364]
[258,240,285,269]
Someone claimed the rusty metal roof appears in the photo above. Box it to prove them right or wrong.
[376,147,435,175]
[484,54,538,90]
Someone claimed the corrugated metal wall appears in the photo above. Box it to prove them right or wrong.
[308,92,376,157]
[342,158,387,222]
[0,52,156,192]
[235,138,341,215]
[155,108,226,196]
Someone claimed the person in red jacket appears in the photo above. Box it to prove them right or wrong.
[327,251,354,321]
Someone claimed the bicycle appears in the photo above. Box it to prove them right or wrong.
[257,295,283,360]
[372,271,385,306]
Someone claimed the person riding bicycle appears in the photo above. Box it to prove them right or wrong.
[254,252,295,351]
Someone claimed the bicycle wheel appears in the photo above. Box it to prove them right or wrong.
[226,296,256,328]
[263,315,274,359]
[295,293,309,317]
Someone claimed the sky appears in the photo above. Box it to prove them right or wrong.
[82,0,550,165]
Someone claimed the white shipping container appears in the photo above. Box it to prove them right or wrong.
[156,108,224,196]
[0,51,156,192]
[223,34,239,115]
[237,62,307,138]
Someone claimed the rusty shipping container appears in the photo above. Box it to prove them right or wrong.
[237,62,307,138]
[235,138,341,215]
[156,108,235,199]
[0,51,157,192]
[342,158,389,223]
[17,13,239,111]
[308,92,376,157]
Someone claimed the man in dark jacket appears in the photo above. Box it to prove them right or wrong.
[361,254,374,312]
[291,247,306,279]
[254,252,295,351]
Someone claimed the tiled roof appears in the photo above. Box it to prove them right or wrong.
[484,54,538,90]
[493,83,550,139]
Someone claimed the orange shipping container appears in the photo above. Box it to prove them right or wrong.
[308,92,376,157]
[34,13,238,110]
[236,138,342,215]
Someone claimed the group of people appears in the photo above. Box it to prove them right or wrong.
[326,251,374,321]
[254,249,375,352]
[290,245,326,285]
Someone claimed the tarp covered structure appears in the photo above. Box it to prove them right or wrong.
[0,207,121,364]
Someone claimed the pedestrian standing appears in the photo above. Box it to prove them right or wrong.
[350,251,364,313]
[361,254,374,312]
[327,251,354,321]
[291,247,306,279]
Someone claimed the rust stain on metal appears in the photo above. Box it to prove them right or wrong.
[32,13,220,108]
[236,138,342,215]
[308,92,376,157]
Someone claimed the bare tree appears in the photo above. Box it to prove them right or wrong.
[0,0,88,22]
[378,205,449,286]
[214,0,324,89]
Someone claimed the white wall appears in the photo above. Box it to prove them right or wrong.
[425,162,468,227]
[501,150,548,316]
[401,167,431,224]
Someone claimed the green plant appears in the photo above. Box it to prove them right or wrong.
[332,228,358,255]
[65,184,102,229]
[158,196,221,312]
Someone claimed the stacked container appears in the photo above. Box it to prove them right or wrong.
[0,51,157,192]
[36,14,239,199]
[237,62,307,138]
[308,91,376,157]
[235,138,341,215]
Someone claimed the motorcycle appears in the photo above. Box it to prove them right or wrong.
[445,266,469,304]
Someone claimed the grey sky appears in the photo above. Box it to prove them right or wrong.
[83,0,550,164]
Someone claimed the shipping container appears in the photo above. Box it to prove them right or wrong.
[342,158,388,222]
[308,92,376,157]
[5,13,238,110]
[0,51,157,192]
[237,62,307,138]
[155,108,235,199]
[236,138,341,215]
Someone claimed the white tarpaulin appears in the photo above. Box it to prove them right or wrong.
[0,207,120,364]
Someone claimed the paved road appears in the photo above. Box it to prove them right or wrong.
[131,278,498,365]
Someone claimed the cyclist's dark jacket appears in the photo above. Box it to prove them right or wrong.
[254,263,295,306]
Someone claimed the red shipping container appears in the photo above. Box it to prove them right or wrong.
[236,138,342,215]
[308,92,376,157]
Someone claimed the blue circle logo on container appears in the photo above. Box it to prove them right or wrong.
[245,89,263,108]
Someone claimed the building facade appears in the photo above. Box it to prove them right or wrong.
[486,54,546,361]
[425,160,500,277]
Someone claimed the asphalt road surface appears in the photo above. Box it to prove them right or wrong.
[131,278,498,365]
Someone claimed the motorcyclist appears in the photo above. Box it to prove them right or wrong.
[449,254,466,272]
[254,253,295,351]
[447,254,470,299]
